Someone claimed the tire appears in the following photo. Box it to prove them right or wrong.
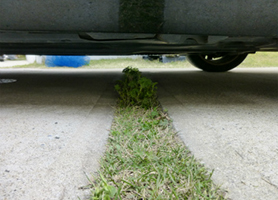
[187,53,248,72]
[0,55,4,62]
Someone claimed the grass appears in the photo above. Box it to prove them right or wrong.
[89,67,225,199]
[240,52,278,67]
[15,54,27,60]
[90,107,225,199]
[85,58,192,69]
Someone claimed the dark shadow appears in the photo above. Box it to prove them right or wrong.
[144,69,278,105]
[0,70,122,106]
[0,68,277,106]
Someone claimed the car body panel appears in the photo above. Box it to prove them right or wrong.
[0,0,277,55]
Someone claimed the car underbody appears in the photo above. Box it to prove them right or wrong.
[1,0,277,71]
[1,32,277,55]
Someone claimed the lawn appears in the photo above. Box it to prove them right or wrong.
[240,52,278,67]
[90,107,225,199]
[5,52,278,69]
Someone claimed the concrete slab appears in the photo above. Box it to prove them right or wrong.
[149,68,278,200]
[0,69,121,200]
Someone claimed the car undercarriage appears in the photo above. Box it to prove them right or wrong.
[1,0,277,72]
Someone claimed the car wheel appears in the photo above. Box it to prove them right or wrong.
[0,55,4,62]
[187,53,248,72]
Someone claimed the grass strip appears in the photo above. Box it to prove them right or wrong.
[90,106,225,199]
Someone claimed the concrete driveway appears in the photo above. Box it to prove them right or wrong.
[0,69,120,200]
[145,68,278,200]
[1,67,277,200]
[0,60,30,68]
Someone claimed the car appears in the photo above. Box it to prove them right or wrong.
[143,55,186,63]
[0,1,277,72]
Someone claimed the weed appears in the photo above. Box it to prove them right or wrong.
[115,67,158,109]
[91,174,117,200]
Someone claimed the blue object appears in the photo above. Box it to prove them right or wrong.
[45,56,90,68]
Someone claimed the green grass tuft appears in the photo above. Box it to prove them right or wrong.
[115,67,159,109]
[90,107,225,199]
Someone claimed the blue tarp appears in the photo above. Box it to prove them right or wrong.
[45,56,90,68]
